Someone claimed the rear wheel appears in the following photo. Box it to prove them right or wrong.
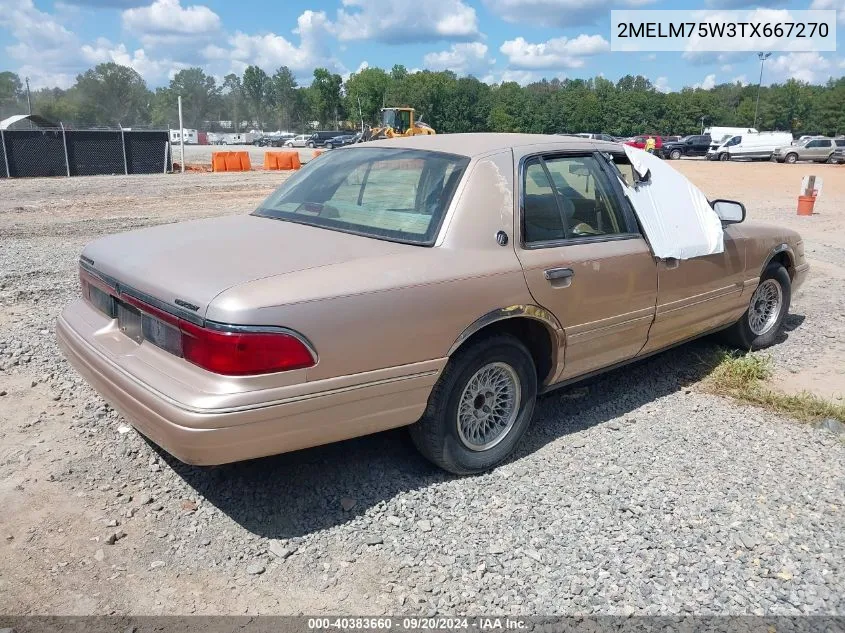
[670,149,682,160]
[723,263,791,350]
[826,154,835,164]
[410,334,538,475]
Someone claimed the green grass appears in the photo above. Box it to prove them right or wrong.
[703,350,845,424]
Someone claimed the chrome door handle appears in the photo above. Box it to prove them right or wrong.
[544,267,574,281]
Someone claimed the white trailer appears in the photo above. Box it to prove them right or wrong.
[169,128,198,145]
[209,132,256,145]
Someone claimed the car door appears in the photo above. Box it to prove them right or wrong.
[641,224,747,354]
[514,151,658,382]
[808,139,832,161]
[693,136,709,155]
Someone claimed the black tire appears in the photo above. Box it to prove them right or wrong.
[326,142,333,149]
[307,141,315,148]
[719,152,730,162]
[409,334,538,475]
[784,153,798,164]
[670,149,682,160]
[723,264,791,350]
[826,154,835,164]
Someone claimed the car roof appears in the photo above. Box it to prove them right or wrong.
[363,133,620,157]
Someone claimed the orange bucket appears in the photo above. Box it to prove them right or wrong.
[797,194,816,216]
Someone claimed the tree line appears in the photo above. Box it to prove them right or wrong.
[1,63,844,137]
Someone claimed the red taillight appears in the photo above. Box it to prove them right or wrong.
[181,321,314,375]
[78,265,315,375]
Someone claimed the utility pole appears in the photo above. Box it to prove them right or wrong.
[25,76,32,115]
[753,52,771,130]
[700,116,706,134]
[177,95,185,174]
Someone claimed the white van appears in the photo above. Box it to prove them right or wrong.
[704,126,758,150]
[707,131,793,161]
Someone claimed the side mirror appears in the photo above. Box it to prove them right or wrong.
[712,199,746,224]
[635,168,650,184]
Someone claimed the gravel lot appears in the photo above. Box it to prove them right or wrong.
[0,162,843,616]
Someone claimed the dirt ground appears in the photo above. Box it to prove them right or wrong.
[673,160,845,400]
[0,159,843,617]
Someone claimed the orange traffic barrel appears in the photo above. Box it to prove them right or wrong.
[797,194,816,216]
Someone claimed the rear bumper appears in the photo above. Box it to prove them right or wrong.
[57,302,441,465]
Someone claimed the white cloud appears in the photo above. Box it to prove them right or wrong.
[0,0,205,87]
[335,0,479,43]
[483,0,655,27]
[122,0,221,41]
[481,69,567,85]
[730,74,748,85]
[654,76,671,92]
[810,0,845,25]
[682,51,748,66]
[500,34,609,69]
[206,11,346,79]
[0,0,91,87]
[81,38,187,81]
[692,73,717,89]
[642,53,657,62]
[423,42,494,75]
[766,52,833,83]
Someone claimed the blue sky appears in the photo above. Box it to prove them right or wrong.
[0,0,843,90]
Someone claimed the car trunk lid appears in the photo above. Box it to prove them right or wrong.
[81,214,411,320]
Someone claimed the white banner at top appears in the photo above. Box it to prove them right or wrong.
[611,9,836,52]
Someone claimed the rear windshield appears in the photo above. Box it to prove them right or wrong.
[254,147,469,245]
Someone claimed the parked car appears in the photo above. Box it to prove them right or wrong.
[284,134,312,148]
[573,133,616,142]
[708,132,793,161]
[625,135,663,151]
[57,134,808,474]
[830,142,845,164]
[325,133,359,149]
[661,134,712,159]
[773,137,843,163]
[307,131,347,148]
[255,134,293,147]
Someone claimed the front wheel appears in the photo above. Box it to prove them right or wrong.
[784,153,798,164]
[719,152,730,162]
[670,149,682,160]
[326,142,333,149]
[723,263,791,350]
[410,334,538,475]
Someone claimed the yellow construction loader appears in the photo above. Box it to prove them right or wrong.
[359,107,436,141]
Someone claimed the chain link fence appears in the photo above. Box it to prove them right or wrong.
[0,128,171,178]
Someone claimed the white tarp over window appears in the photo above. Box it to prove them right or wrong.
[621,145,724,260]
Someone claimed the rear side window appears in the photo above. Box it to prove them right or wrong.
[255,148,469,245]
[522,154,629,245]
